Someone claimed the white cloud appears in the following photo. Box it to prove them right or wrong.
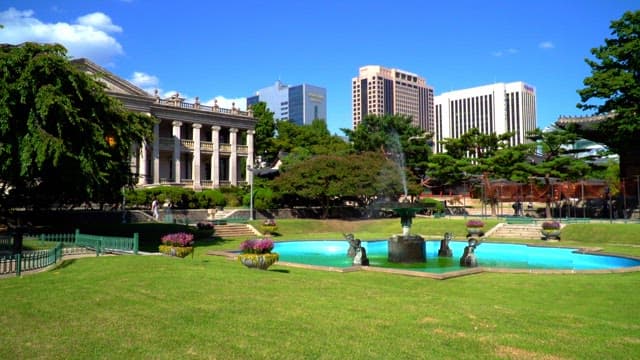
[204,96,247,111]
[539,41,554,49]
[492,48,518,57]
[129,72,159,93]
[77,12,122,33]
[0,7,124,64]
[127,71,246,111]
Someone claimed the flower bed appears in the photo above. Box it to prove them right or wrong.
[541,221,561,240]
[238,237,279,270]
[466,219,485,228]
[541,221,561,230]
[259,219,278,235]
[159,232,194,257]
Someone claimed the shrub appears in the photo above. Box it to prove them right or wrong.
[420,198,445,213]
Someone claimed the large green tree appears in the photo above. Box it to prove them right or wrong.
[0,43,154,212]
[249,101,276,163]
[342,114,431,188]
[272,152,402,218]
[574,10,640,180]
[274,119,351,170]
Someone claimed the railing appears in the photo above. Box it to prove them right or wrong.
[156,98,253,117]
[0,230,139,277]
[181,139,194,150]
[237,145,248,155]
[201,142,214,152]
[75,230,139,256]
[0,243,63,277]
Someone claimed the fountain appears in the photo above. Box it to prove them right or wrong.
[383,202,427,263]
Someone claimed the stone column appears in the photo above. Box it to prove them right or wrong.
[153,123,160,185]
[211,126,220,188]
[129,144,138,177]
[246,129,255,184]
[172,121,182,183]
[192,123,202,190]
[229,128,238,186]
[138,140,148,185]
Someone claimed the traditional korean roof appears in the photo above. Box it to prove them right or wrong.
[556,113,614,128]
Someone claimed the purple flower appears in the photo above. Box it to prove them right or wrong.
[161,232,194,247]
[542,221,561,230]
[240,238,274,254]
[466,219,485,228]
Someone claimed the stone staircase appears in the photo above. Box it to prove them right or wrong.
[486,223,542,240]
[214,223,259,238]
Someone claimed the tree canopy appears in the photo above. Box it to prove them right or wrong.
[272,152,402,218]
[249,101,276,163]
[574,10,640,179]
[0,42,154,211]
[342,114,431,186]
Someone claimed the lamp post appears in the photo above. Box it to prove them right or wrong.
[121,186,126,223]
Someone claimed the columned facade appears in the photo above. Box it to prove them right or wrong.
[71,58,257,190]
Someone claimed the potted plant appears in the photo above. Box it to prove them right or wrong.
[541,220,561,240]
[159,232,194,257]
[259,218,278,235]
[238,238,279,270]
[465,219,485,237]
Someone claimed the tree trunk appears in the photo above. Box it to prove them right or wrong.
[619,148,640,181]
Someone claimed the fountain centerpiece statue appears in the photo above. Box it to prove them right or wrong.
[382,201,427,263]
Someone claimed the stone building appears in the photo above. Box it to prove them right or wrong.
[72,58,257,190]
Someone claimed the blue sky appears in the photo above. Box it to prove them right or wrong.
[1,0,636,134]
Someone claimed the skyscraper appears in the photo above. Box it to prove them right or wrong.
[434,82,537,153]
[351,65,434,131]
[247,81,327,126]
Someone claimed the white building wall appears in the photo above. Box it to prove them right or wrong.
[434,82,536,153]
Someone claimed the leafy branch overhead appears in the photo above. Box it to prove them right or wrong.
[0,42,155,210]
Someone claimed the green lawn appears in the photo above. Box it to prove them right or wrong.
[1,218,639,359]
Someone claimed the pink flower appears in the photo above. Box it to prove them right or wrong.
[161,232,194,247]
[240,238,274,254]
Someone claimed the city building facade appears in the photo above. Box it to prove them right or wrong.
[73,59,257,190]
[247,81,327,126]
[351,65,435,131]
[434,82,537,153]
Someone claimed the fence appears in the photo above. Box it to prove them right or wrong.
[0,230,138,277]
[74,230,139,256]
[0,243,63,276]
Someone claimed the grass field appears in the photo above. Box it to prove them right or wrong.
[1,218,639,359]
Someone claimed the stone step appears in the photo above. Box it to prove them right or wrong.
[213,224,259,238]
[487,224,543,239]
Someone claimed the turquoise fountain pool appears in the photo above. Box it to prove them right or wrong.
[273,240,640,275]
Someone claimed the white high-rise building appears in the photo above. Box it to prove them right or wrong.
[434,82,537,153]
[351,65,434,131]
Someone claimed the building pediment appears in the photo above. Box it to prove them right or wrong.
[71,58,152,98]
